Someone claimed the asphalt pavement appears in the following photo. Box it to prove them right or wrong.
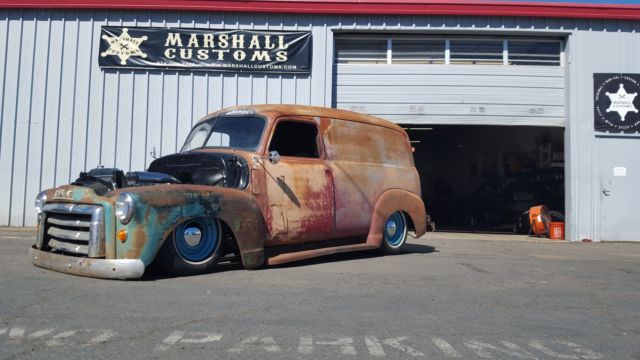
[0,228,639,359]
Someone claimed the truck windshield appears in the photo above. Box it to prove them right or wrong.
[180,116,266,152]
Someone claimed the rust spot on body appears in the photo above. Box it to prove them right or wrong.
[33,105,426,277]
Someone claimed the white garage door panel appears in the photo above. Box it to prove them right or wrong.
[337,104,564,126]
[378,115,565,126]
[334,64,566,127]
[338,64,563,77]
[336,87,564,104]
[337,103,564,117]
[337,73,564,89]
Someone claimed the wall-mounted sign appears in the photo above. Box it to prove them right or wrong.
[594,73,640,133]
[613,167,627,177]
[99,27,312,74]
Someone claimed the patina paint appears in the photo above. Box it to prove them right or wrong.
[262,158,335,246]
[42,182,268,268]
[43,185,116,258]
[112,185,267,267]
[33,104,427,278]
[366,189,427,248]
[207,105,426,249]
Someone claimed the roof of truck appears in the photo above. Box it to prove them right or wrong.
[202,104,407,133]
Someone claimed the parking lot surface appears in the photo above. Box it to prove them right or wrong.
[1,228,639,359]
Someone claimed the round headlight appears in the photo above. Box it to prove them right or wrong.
[35,191,47,214]
[115,193,134,224]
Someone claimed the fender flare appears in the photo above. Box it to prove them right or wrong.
[115,185,267,269]
[366,189,427,248]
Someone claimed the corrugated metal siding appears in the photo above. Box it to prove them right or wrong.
[334,64,565,126]
[0,9,639,239]
[565,25,640,241]
[0,10,331,226]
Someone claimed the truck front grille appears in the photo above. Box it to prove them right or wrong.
[37,204,105,258]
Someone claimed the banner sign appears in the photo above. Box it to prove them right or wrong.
[99,27,312,74]
[594,73,640,133]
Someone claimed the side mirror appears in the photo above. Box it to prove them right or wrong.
[268,150,280,164]
[149,146,158,160]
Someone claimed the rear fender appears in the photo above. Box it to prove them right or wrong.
[366,189,427,248]
[115,185,266,268]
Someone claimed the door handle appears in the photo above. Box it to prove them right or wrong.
[602,189,611,196]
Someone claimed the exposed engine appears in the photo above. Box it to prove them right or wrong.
[73,152,250,195]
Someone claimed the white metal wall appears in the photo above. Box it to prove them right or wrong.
[334,64,565,126]
[0,10,333,226]
[1,9,639,243]
[566,27,640,241]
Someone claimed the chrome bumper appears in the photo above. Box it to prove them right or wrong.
[30,246,145,279]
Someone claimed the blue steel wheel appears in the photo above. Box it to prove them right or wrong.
[155,217,225,276]
[382,211,408,253]
[174,217,221,263]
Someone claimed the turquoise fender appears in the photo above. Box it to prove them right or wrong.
[111,184,267,268]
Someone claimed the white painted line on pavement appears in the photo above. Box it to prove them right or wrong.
[179,331,223,344]
[553,341,603,360]
[464,340,537,359]
[227,336,281,353]
[46,330,78,347]
[364,336,386,357]
[154,331,223,351]
[155,331,186,351]
[382,337,425,357]
[298,335,357,355]
[0,325,608,359]
[8,327,25,343]
[432,337,463,358]
[528,340,579,359]
[82,329,117,347]
[27,328,55,339]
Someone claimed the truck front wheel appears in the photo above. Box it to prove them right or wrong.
[157,217,224,275]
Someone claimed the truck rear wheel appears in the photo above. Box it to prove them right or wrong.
[157,217,224,275]
[381,211,408,254]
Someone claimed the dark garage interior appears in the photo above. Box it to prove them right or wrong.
[407,125,565,233]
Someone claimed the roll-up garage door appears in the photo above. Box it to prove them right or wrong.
[333,36,565,127]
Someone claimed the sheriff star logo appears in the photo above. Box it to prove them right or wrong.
[100,28,148,65]
[605,83,638,121]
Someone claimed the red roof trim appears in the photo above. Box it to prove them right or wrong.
[2,0,640,20]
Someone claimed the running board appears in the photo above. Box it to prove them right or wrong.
[266,243,378,266]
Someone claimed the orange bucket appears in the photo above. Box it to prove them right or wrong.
[549,222,565,240]
[529,205,550,236]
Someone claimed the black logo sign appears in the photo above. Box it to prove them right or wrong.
[98,27,312,74]
[594,73,640,133]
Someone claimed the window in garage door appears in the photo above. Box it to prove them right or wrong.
[449,39,503,65]
[335,35,562,66]
[334,37,388,64]
[390,39,445,64]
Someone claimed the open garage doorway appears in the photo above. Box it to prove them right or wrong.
[407,125,565,233]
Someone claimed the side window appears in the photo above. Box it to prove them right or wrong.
[269,121,320,158]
